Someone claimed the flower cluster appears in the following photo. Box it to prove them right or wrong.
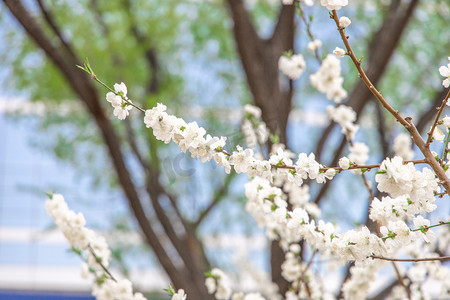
[348,142,369,167]
[143,103,230,169]
[393,132,414,160]
[205,269,232,300]
[311,54,347,103]
[342,260,381,300]
[320,0,348,10]
[307,39,322,52]
[205,268,268,300]
[278,53,306,80]
[106,82,133,120]
[45,194,147,300]
[326,105,359,140]
[245,177,388,263]
[283,0,314,7]
[241,104,269,150]
[375,157,438,215]
[143,102,336,186]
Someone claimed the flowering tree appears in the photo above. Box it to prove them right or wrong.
[2,0,450,299]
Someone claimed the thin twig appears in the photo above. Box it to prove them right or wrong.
[410,221,450,232]
[296,2,322,64]
[88,245,117,282]
[381,221,450,240]
[426,89,450,147]
[298,250,318,298]
[391,262,411,300]
[330,10,410,128]
[370,255,450,262]
[220,147,426,172]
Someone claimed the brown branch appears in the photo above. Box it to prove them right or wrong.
[375,101,390,158]
[145,175,206,288]
[194,171,237,229]
[315,0,420,162]
[219,149,427,173]
[298,249,318,298]
[89,0,110,36]
[35,0,79,64]
[121,0,159,93]
[331,10,409,128]
[331,8,450,195]
[369,278,402,300]
[124,118,151,170]
[227,0,261,45]
[405,119,450,194]
[391,262,411,300]
[271,2,296,48]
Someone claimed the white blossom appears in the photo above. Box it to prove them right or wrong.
[308,39,322,52]
[172,290,187,300]
[320,0,348,10]
[369,195,411,225]
[105,82,133,120]
[442,116,450,128]
[339,16,351,28]
[327,105,359,140]
[113,102,132,120]
[279,54,306,80]
[413,215,435,243]
[333,47,346,58]
[393,133,414,161]
[349,142,369,165]
[311,55,347,103]
[432,126,445,142]
[205,268,232,300]
[106,92,121,107]
[439,57,450,88]
[339,156,350,169]
[113,82,128,98]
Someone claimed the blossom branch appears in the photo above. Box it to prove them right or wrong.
[217,147,427,173]
[88,245,117,282]
[76,60,145,113]
[426,89,450,147]
[295,2,322,63]
[442,131,450,161]
[409,221,450,232]
[331,10,450,195]
[330,10,410,128]
[405,118,450,194]
[370,255,450,262]
[380,221,449,240]
[273,158,427,173]
[391,262,411,300]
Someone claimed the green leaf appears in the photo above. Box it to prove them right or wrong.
[163,284,176,296]
[71,247,83,256]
